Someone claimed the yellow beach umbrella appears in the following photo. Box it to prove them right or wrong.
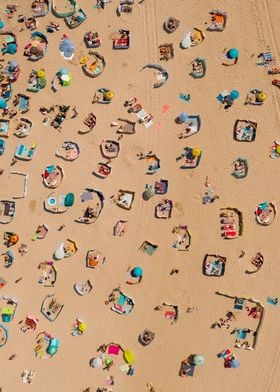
[80,56,88,64]
[192,148,201,157]
[257,92,267,102]
[123,349,135,364]
[276,145,280,154]
[37,69,45,78]
[78,322,87,332]
[105,90,114,100]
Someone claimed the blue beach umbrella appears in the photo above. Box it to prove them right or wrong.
[131,266,143,277]
[58,67,69,75]
[7,43,17,54]
[179,112,189,122]
[227,48,239,59]
[0,21,5,29]
[0,98,7,109]
[230,359,240,368]
[229,90,240,100]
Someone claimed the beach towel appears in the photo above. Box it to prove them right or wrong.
[117,294,126,305]
[267,297,278,306]
[164,310,175,319]
[80,191,94,202]
[236,328,247,339]
[0,277,6,288]
[19,97,28,111]
[108,344,120,355]
[119,364,130,372]
[161,104,170,113]
[234,298,245,310]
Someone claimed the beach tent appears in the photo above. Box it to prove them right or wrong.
[123,350,135,364]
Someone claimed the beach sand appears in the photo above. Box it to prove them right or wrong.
[0,1,280,391]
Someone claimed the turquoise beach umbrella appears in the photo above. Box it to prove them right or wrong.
[131,266,143,277]
[229,90,240,100]
[227,48,239,59]
[0,98,7,109]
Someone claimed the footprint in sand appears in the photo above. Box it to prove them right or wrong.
[29,200,37,212]
[174,202,184,215]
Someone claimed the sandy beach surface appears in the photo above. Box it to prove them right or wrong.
[0,1,280,391]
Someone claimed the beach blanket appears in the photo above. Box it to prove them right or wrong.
[108,344,120,355]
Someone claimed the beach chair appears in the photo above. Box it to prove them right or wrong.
[234,298,245,310]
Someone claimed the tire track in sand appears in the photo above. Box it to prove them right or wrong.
[253,0,280,123]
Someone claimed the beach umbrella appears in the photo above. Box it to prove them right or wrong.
[47,346,58,356]
[105,90,114,100]
[80,56,88,64]
[9,60,18,68]
[179,112,189,122]
[229,90,240,100]
[58,67,69,75]
[229,359,240,368]
[192,148,201,157]
[10,234,19,244]
[7,43,16,54]
[0,98,7,109]
[54,243,65,260]
[37,69,45,78]
[276,145,280,154]
[193,354,205,366]
[61,74,72,86]
[0,21,5,29]
[257,92,267,102]
[91,357,103,368]
[123,349,135,364]
[78,322,87,332]
[131,266,143,277]
[65,193,74,207]
[227,48,239,59]
[143,187,155,200]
